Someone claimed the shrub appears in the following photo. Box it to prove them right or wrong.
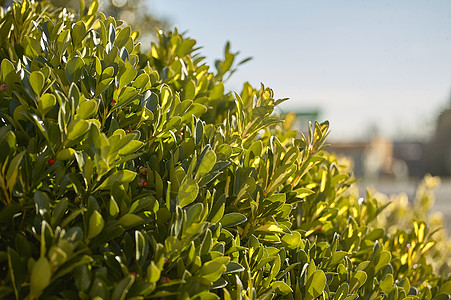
[0,1,450,299]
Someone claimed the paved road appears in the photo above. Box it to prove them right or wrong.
[358,178,451,233]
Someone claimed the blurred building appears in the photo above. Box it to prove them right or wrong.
[426,108,451,176]
[329,138,427,179]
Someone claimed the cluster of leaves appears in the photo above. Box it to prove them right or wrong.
[0,1,450,299]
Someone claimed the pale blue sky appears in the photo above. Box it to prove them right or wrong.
[148,1,451,141]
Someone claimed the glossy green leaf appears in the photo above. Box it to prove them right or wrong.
[333,283,349,300]
[1,58,19,84]
[72,21,87,46]
[281,231,302,250]
[87,210,104,240]
[66,119,90,142]
[30,71,45,96]
[114,26,131,49]
[224,261,245,274]
[119,213,145,228]
[272,281,293,295]
[375,250,391,272]
[306,270,326,300]
[30,257,51,297]
[178,178,199,208]
[77,100,98,119]
[97,170,136,190]
[220,213,247,228]
[95,77,114,96]
[65,56,84,83]
[380,273,394,293]
[111,275,135,300]
[118,62,137,91]
[147,261,161,283]
[198,256,230,282]
[38,93,56,116]
[196,150,216,179]
[349,270,367,292]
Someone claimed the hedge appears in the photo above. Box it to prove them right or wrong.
[0,1,450,299]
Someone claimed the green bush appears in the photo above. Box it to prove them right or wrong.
[0,1,450,299]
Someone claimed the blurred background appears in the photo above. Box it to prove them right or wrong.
[4,0,451,227]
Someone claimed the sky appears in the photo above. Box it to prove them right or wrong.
[147,1,451,141]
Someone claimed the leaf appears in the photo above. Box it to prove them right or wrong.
[374,250,391,272]
[119,214,145,228]
[117,140,144,156]
[111,275,135,300]
[414,221,426,243]
[87,210,104,240]
[0,130,16,164]
[380,273,394,293]
[196,150,216,179]
[34,190,50,219]
[209,82,224,100]
[208,197,225,224]
[65,56,84,83]
[220,213,247,228]
[281,231,302,250]
[30,257,52,297]
[38,93,56,116]
[109,196,119,217]
[176,38,196,57]
[118,62,137,91]
[114,26,131,49]
[178,178,199,208]
[272,281,293,295]
[6,151,25,190]
[77,100,98,119]
[1,59,19,84]
[224,261,245,274]
[66,119,90,142]
[30,71,45,96]
[266,164,297,196]
[194,119,203,144]
[117,86,138,106]
[97,170,137,190]
[334,283,349,300]
[198,257,230,282]
[95,77,114,96]
[294,188,314,198]
[141,90,159,111]
[108,23,116,44]
[133,73,150,89]
[147,261,161,283]
[72,21,87,46]
[135,230,146,261]
[328,251,348,267]
[306,270,326,300]
[192,291,220,300]
[349,270,367,292]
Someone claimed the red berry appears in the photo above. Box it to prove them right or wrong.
[0,84,7,92]
[48,158,55,165]
[138,177,147,187]
[317,227,322,232]
[178,132,183,137]
[139,166,147,174]
[111,100,116,106]
[160,276,170,283]
[130,272,137,276]
[126,129,132,133]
